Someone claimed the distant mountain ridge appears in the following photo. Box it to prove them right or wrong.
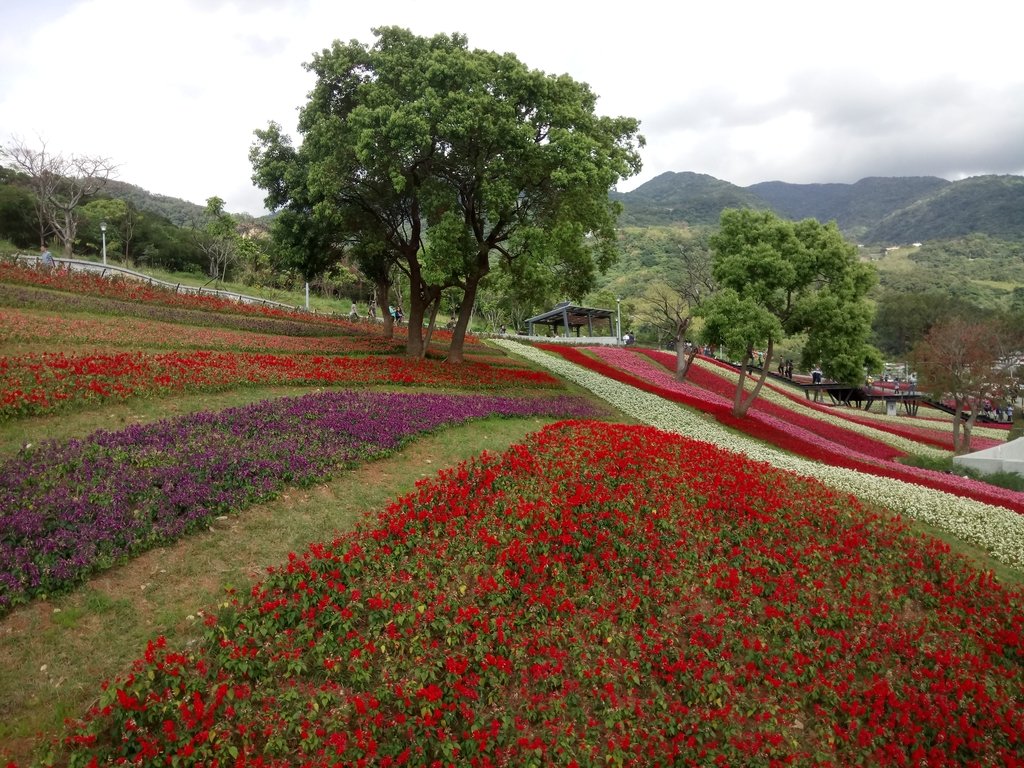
[102,171,1024,245]
[613,171,1024,243]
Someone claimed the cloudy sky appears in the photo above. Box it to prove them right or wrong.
[3,0,1023,215]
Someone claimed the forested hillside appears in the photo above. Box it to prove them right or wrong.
[616,172,1024,244]
[101,180,210,226]
[862,175,1024,243]
[748,176,950,240]
[611,171,768,227]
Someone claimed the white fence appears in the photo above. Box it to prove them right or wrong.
[9,253,301,312]
[515,334,621,346]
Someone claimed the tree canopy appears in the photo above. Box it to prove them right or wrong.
[698,208,879,416]
[911,316,1022,454]
[250,26,644,361]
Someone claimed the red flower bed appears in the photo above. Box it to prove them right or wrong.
[692,354,1000,453]
[540,345,1024,515]
[0,350,561,418]
[49,421,1024,767]
[629,349,905,460]
[0,262,485,349]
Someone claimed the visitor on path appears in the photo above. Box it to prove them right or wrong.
[349,301,359,321]
[368,299,377,321]
[39,244,55,273]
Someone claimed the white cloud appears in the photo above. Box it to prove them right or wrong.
[2,0,1023,214]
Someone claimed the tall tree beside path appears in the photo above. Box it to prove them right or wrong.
[0,137,116,256]
[698,208,880,417]
[251,26,644,362]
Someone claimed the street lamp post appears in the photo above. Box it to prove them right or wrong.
[100,221,107,266]
[615,297,622,344]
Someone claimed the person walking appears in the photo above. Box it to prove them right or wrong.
[39,244,55,273]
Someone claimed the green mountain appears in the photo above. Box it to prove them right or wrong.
[614,173,1024,244]
[747,176,950,240]
[611,171,768,227]
[862,175,1024,243]
[102,180,207,226]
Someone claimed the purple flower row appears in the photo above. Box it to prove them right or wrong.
[0,390,605,613]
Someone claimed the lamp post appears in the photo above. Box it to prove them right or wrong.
[100,221,107,266]
[615,297,622,345]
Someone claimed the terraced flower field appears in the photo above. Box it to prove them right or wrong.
[1,264,1022,767]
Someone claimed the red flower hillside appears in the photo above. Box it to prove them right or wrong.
[51,421,1024,767]
[0,349,560,419]
[542,344,1024,516]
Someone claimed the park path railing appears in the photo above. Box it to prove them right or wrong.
[9,252,301,312]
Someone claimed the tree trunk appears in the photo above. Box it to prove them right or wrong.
[405,295,426,359]
[733,339,774,417]
[446,292,477,364]
[673,318,694,381]
[375,280,393,339]
[421,297,442,359]
[447,271,486,364]
[952,399,967,454]
[675,340,698,381]
[960,407,978,455]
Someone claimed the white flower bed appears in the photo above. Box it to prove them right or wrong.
[495,339,1024,571]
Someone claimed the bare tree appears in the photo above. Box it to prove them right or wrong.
[122,204,137,264]
[640,242,715,380]
[911,316,1022,454]
[0,137,116,255]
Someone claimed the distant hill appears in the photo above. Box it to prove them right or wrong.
[99,169,1024,247]
[747,176,950,240]
[614,172,1024,244]
[611,172,768,227]
[862,175,1024,243]
[102,180,207,226]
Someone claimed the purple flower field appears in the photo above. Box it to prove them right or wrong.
[0,390,606,613]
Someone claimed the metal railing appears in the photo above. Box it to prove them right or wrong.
[8,253,301,312]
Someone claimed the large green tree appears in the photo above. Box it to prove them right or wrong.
[251,27,643,361]
[698,209,879,416]
[0,169,37,248]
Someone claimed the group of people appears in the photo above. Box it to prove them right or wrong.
[347,298,400,324]
[983,402,1015,423]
